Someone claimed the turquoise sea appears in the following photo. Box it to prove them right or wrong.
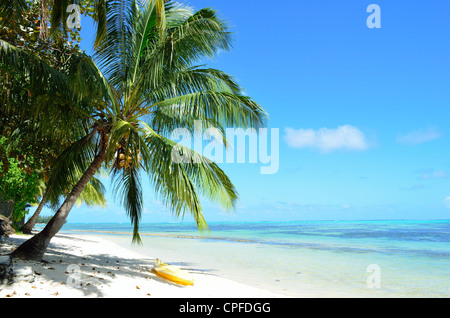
[54,220,449,297]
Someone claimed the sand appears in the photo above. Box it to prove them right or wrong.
[0,233,284,298]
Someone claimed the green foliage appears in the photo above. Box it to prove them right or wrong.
[35,214,66,224]
[0,1,107,215]
[0,0,82,66]
[0,136,40,224]
[0,0,85,183]
[1,0,268,246]
[35,215,52,224]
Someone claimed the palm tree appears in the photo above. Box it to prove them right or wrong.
[20,171,107,234]
[6,0,267,261]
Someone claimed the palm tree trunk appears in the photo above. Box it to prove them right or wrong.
[20,190,49,234]
[12,148,107,261]
[39,0,49,40]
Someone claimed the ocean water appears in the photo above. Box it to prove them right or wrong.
[55,220,449,297]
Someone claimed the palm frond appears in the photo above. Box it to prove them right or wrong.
[111,161,143,244]
[149,90,267,131]
[129,0,157,85]
[76,175,107,207]
[46,129,98,205]
[94,0,136,90]
[94,0,108,48]
[0,0,26,26]
[48,171,107,211]
[67,53,111,105]
[0,40,67,100]
[0,41,108,133]
[167,7,233,65]
[150,66,243,103]
[127,5,232,100]
[143,131,239,230]
[138,65,266,135]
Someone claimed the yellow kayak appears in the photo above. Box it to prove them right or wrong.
[152,259,194,286]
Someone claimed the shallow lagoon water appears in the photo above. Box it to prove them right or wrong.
[57,220,450,297]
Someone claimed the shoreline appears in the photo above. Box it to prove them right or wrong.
[0,233,285,298]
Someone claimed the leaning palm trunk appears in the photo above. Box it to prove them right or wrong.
[12,146,107,260]
[20,191,49,234]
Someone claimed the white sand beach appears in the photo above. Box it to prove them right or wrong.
[0,233,283,298]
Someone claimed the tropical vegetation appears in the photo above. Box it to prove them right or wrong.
[1,0,267,261]
[0,0,107,233]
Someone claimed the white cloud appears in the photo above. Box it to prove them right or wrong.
[397,127,442,145]
[444,196,450,209]
[284,125,369,153]
[419,170,448,180]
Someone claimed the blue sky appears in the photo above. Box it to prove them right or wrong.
[41,0,450,223]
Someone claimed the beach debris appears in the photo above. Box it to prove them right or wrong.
[0,255,14,285]
[52,292,59,296]
[136,285,140,289]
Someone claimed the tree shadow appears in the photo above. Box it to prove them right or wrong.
[1,233,218,297]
